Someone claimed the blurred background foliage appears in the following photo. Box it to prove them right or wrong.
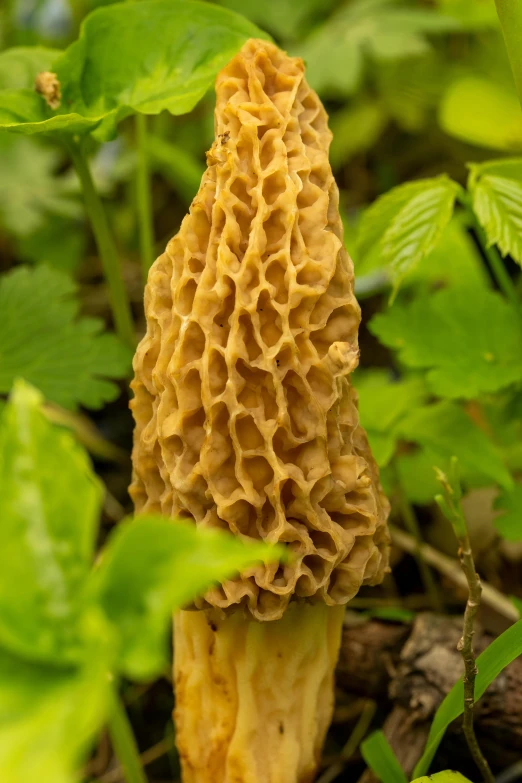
[1,0,522,777]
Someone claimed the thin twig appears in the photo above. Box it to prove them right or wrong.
[316,700,376,783]
[435,459,495,783]
[390,525,519,623]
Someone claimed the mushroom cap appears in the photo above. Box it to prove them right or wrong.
[131,38,390,621]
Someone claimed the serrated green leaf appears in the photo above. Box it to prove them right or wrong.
[469,158,522,266]
[0,381,103,664]
[354,370,428,467]
[0,1,265,140]
[493,483,522,541]
[414,619,522,775]
[356,176,460,291]
[369,287,522,399]
[0,638,111,783]
[439,77,522,151]
[299,0,459,97]
[361,730,408,783]
[396,401,513,490]
[0,266,131,410]
[93,516,285,680]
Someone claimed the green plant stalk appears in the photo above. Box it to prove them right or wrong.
[392,464,443,614]
[495,0,522,106]
[457,532,495,783]
[135,113,155,281]
[107,687,148,783]
[68,140,135,347]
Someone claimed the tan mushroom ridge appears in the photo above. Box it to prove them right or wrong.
[131,38,389,783]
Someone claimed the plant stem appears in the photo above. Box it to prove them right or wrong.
[107,688,148,783]
[68,139,135,347]
[434,461,494,783]
[135,113,155,282]
[467,208,521,311]
[457,533,495,783]
[392,464,443,613]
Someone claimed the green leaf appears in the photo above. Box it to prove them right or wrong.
[412,773,472,783]
[0,134,81,237]
[439,77,522,151]
[495,0,522,106]
[0,639,111,783]
[0,1,266,139]
[94,516,285,680]
[299,0,459,98]
[493,483,522,540]
[369,287,522,399]
[354,370,428,467]
[469,158,522,266]
[329,101,387,168]
[361,730,408,783]
[413,618,522,775]
[16,217,87,274]
[0,46,61,90]
[0,381,103,664]
[356,176,461,292]
[396,401,513,491]
[0,265,131,410]
[394,448,442,505]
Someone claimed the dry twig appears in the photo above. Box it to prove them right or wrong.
[434,458,494,783]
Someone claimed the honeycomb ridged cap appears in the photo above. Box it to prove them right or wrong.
[130,38,390,621]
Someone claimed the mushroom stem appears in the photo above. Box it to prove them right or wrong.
[173,603,345,783]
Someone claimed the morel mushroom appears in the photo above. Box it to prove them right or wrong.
[131,38,389,783]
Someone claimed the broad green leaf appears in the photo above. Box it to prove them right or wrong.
[0,134,81,237]
[0,1,265,139]
[412,773,472,783]
[469,158,522,266]
[369,287,522,399]
[0,266,131,410]
[493,483,522,540]
[396,401,513,490]
[0,46,61,90]
[0,382,103,664]
[299,0,459,97]
[215,0,334,40]
[329,101,387,168]
[356,176,461,292]
[439,78,522,151]
[413,619,522,775]
[354,370,428,467]
[0,639,111,783]
[146,134,204,204]
[361,730,407,783]
[94,516,285,680]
